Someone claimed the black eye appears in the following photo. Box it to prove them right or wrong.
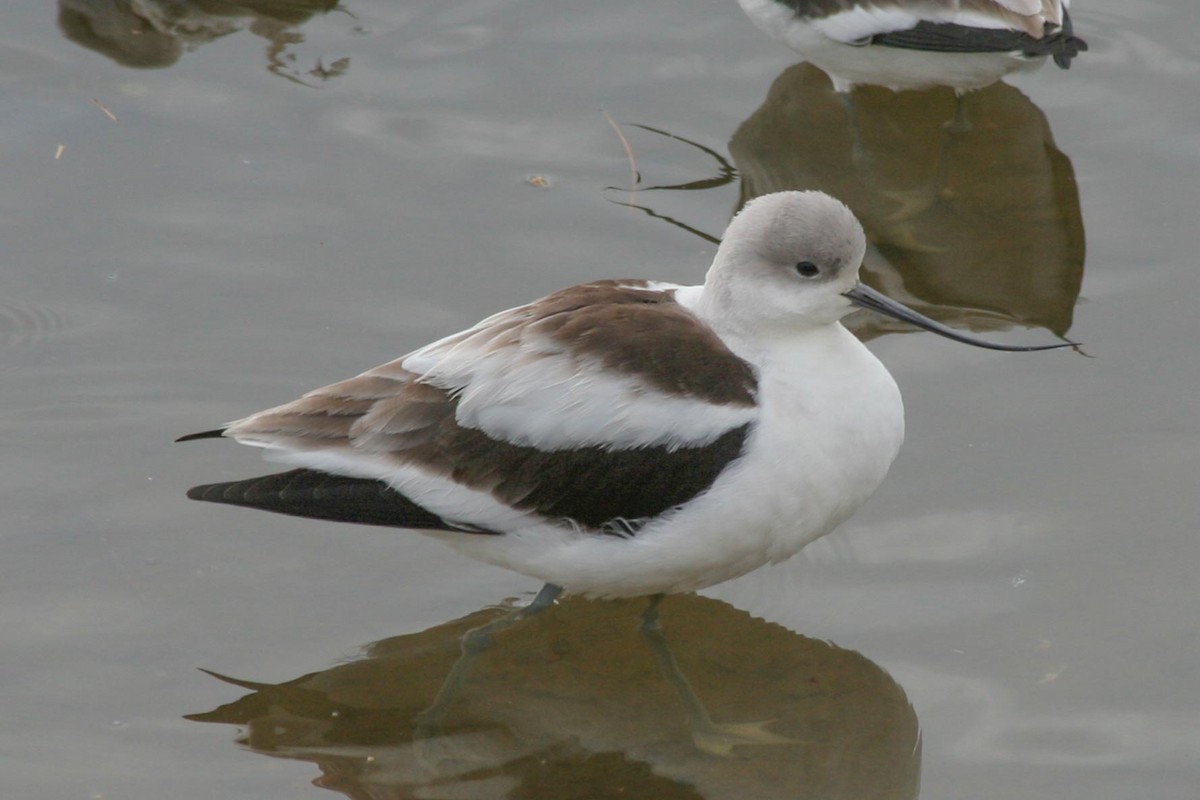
[795,261,819,277]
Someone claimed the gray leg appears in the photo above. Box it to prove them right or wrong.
[639,596,796,756]
[838,90,871,167]
[415,582,562,737]
[945,91,972,134]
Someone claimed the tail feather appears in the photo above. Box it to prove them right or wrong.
[176,428,227,442]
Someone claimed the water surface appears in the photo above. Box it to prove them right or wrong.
[3,1,1199,798]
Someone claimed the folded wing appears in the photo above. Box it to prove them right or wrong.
[189,281,760,534]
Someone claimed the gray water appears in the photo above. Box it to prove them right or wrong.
[3,1,1198,798]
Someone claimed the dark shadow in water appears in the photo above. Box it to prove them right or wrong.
[731,64,1085,341]
[618,63,1084,344]
[57,0,344,84]
[188,594,920,799]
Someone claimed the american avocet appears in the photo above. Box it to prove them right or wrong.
[737,0,1088,92]
[180,191,1068,601]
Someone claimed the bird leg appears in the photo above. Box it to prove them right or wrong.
[638,596,797,757]
[945,90,972,134]
[414,582,562,739]
[837,90,872,167]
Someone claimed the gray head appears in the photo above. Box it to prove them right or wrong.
[699,191,866,334]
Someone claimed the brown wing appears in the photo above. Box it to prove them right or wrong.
[184,281,758,531]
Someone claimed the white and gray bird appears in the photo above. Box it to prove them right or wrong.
[181,191,1068,599]
[737,0,1087,92]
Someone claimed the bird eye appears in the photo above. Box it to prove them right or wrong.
[795,261,819,277]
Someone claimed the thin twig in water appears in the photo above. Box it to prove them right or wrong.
[91,98,118,122]
[604,197,721,246]
[602,110,640,201]
[626,124,737,192]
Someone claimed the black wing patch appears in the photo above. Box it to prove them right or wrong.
[449,423,752,530]
[184,423,751,535]
[186,468,479,533]
[176,428,227,442]
[871,14,1087,68]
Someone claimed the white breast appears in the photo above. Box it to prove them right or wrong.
[621,323,905,593]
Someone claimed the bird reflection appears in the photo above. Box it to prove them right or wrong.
[57,0,343,83]
[189,594,920,799]
[729,63,1085,340]
[612,60,1084,342]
